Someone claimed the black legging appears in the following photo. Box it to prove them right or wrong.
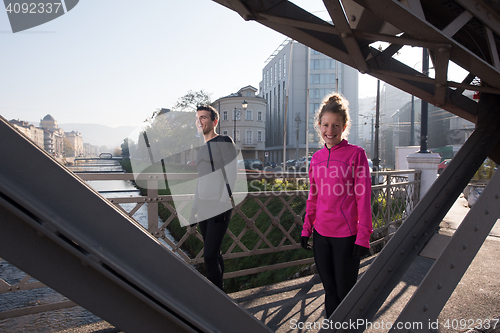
[313,230,360,318]
[198,209,232,290]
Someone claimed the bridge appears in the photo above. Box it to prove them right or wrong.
[1,0,500,332]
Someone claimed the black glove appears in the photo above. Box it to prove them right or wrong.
[352,244,369,258]
[301,236,311,250]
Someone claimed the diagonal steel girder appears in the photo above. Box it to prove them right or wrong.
[213,0,500,124]
[0,117,272,333]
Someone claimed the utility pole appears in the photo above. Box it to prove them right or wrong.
[373,79,381,171]
[295,113,302,160]
[410,95,415,146]
[420,48,430,153]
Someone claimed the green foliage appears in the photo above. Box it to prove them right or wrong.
[473,158,497,181]
[156,178,313,293]
[173,90,212,112]
[63,137,74,157]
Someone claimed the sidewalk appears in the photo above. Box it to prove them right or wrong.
[56,196,500,333]
[230,195,500,333]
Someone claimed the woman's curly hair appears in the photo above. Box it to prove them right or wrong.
[314,92,351,146]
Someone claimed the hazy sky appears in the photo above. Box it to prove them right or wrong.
[0,1,464,128]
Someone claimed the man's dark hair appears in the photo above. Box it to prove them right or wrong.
[197,105,219,122]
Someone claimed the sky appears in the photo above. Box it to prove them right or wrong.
[0,1,465,128]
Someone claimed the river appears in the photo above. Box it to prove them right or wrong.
[0,158,181,332]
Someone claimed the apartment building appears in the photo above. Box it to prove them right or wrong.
[260,39,359,164]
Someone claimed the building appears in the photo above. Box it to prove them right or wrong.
[212,85,266,161]
[39,114,66,156]
[65,131,84,157]
[260,39,359,164]
[9,119,44,149]
[83,143,100,157]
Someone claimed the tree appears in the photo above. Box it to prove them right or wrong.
[63,137,74,157]
[121,138,131,158]
[172,90,212,112]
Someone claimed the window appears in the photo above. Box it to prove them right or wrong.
[246,109,253,120]
[246,130,253,144]
[257,111,262,121]
[233,130,240,142]
[270,67,273,86]
[274,63,277,84]
[223,130,228,136]
[223,111,228,121]
[257,130,263,142]
[279,58,282,79]
[283,54,286,76]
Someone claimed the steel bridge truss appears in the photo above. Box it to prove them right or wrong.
[0,116,272,333]
[213,0,500,331]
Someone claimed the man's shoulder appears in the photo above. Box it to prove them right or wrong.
[215,135,234,143]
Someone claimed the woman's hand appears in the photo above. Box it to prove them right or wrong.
[301,236,312,250]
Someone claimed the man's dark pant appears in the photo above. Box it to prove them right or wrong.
[198,209,232,290]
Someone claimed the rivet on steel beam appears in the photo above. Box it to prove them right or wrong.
[424,232,429,237]
[400,249,405,255]
[423,304,429,312]
[496,194,499,199]
[435,203,439,208]
[359,306,364,311]
[341,32,348,38]
[450,262,456,269]
[350,15,356,21]
[437,283,443,289]
[463,243,468,250]
[388,267,392,272]
[374,285,379,291]
[413,233,417,238]
[475,226,479,231]
[485,210,489,215]
[424,218,428,223]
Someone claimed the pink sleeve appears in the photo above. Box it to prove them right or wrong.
[354,150,373,248]
[302,161,317,237]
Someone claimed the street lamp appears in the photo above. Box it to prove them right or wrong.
[234,100,248,143]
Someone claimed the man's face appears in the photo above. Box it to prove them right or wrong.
[196,110,217,135]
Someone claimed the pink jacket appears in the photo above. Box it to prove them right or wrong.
[301,140,373,248]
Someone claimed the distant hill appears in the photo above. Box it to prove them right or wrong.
[59,123,136,149]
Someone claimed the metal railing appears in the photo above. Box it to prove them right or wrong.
[0,169,420,320]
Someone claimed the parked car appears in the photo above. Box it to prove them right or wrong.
[265,161,277,168]
[438,159,451,174]
[295,156,312,172]
[284,159,297,170]
[237,159,264,171]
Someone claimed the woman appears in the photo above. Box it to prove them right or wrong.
[301,92,373,317]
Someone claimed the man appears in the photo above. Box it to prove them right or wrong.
[190,105,237,290]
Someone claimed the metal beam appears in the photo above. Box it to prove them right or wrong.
[326,93,500,332]
[392,154,500,331]
[0,117,272,333]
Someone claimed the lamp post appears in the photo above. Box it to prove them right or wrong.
[234,100,248,144]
